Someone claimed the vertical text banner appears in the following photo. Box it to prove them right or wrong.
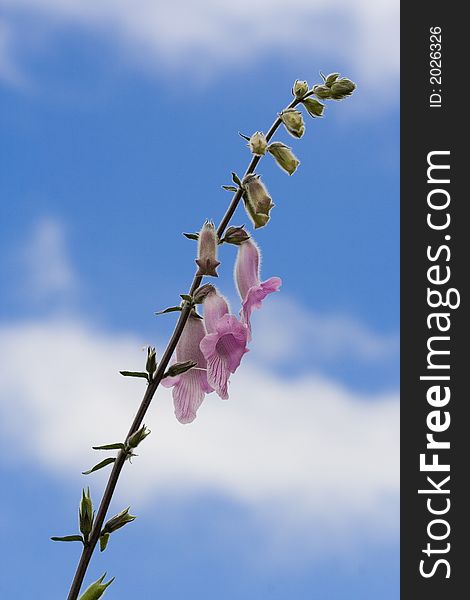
[401,2,467,598]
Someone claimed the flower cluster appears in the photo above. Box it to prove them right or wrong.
[163,236,281,423]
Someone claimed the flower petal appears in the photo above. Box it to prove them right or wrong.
[241,277,282,331]
[171,369,212,424]
[200,314,249,399]
[234,239,261,300]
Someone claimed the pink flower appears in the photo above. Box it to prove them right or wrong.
[161,314,213,424]
[234,238,281,333]
[200,289,249,400]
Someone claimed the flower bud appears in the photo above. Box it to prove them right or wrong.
[102,507,137,535]
[329,78,356,100]
[292,79,309,98]
[280,109,305,138]
[79,488,94,542]
[127,424,151,449]
[195,220,220,277]
[79,573,114,600]
[248,131,268,156]
[324,72,340,87]
[146,346,157,376]
[222,226,251,245]
[302,97,325,118]
[313,84,332,100]
[242,174,274,229]
[267,142,300,175]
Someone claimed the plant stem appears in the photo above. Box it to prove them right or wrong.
[66,93,304,600]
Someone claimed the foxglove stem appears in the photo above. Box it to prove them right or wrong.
[66,90,314,600]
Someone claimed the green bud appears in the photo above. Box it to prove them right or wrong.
[280,108,305,138]
[324,72,340,87]
[222,225,251,245]
[302,97,325,118]
[329,78,356,100]
[127,424,151,449]
[193,283,216,304]
[164,360,197,378]
[248,131,268,156]
[195,220,220,277]
[313,84,332,100]
[242,174,274,229]
[267,142,300,176]
[79,573,114,600]
[102,507,137,535]
[292,79,309,98]
[146,347,157,377]
[79,488,94,542]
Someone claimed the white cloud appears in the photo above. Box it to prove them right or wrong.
[250,296,398,365]
[0,315,399,555]
[1,0,398,100]
[18,218,78,302]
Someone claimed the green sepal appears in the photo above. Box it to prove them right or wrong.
[222,185,239,192]
[78,573,115,600]
[164,360,197,378]
[302,97,325,118]
[99,533,110,552]
[82,457,116,475]
[180,294,193,302]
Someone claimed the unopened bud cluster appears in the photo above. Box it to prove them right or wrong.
[313,73,356,100]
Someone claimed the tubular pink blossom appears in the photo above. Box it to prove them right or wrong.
[234,238,282,332]
[161,314,213,423]
[200,289,249,400]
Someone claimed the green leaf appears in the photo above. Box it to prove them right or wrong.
[180,294,193,302]
[51,535,84,543]
[222,185,238,192]
[82,457,116,475]
[155,306,182,315]
[183,232,199,240]
[119,371,149,380]
[231,172,242,187]
[92,443,125,451]
[99,533,110,552]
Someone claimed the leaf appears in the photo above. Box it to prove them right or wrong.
[231,172,242,187]
[51,535,84,543]
[99,533,110,552]
[82,457,116,475]
[119,371,149,380]
[183,232,199,240]
[238,132,251,141]
[180,294,193,302]
[92,443,125,451]
[155,306,182,315]
[222,185,238,192]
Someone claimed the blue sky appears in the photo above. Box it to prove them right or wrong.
[0,1,399,598]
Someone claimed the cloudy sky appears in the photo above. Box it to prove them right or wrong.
[0,1,399,598]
